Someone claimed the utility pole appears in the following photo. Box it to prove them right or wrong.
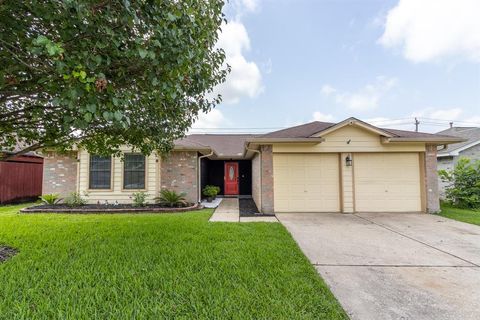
[415,117,420,132]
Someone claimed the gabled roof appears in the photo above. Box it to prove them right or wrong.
[258,117,462,143]
[173,118,464,158]
[436,127,480,156]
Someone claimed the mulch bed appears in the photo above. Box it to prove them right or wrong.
[0,246,17,263]
[20,203,201,214]
[239,198,275,217]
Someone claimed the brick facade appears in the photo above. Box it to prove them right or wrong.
[42,151,78,197]
[260,145,274,213]
[160,151,198,204]
[425,144,440,213]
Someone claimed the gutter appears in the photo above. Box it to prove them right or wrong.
[197,150,214,203]
[383,137,466,144]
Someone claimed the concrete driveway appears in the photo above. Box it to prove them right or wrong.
[277,212,480,320]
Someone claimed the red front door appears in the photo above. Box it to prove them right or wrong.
[224,162,239,195]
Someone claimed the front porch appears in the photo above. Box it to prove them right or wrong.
[200,159,252,198]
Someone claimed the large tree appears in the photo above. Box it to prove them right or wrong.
[0,0,228,158]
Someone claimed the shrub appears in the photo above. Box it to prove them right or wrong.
[39,194,62,205]
[439,157,480,209]
[64,192,88,207]
[203,185,219,198]
[154,189,187,207]
[132,192,148,207]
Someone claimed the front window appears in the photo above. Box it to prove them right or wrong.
[89,155,112,189]
[123,153,145,189]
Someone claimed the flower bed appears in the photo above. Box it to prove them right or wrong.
[20,203,201,213]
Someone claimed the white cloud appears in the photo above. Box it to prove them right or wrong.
[321,76,397,111]
[320,84,336,96]
[191,109,227,130]
[214,20,263,104]
[238,0,259,12]
[312,112,335,122]
[379,0,480,63]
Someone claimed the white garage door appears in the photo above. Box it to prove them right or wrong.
[354,153,422,212]
[273,154,340,212]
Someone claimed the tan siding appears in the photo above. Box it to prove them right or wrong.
[78,148,159,204]
[272,125,426,153]
[340,152,354,213]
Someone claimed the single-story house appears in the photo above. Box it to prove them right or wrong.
[436,126,480,197]
[41,117,463,213]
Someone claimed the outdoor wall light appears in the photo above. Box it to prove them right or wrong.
[345,154,353,167]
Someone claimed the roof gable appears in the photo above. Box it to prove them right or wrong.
[310,117,394,138]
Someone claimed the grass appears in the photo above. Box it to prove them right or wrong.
[0,204,346,319]
[439,203,480,226]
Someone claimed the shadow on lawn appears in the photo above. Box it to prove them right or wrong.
[0,246,17,263]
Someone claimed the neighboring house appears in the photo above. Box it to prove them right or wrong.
[41,117,462,213]
[0,151,43,204]
[436,126,480,197]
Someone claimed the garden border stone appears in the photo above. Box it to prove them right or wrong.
[20,203,201,214]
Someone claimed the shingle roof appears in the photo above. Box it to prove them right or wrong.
[260,120,458,140]
[177,134,257,158]
[436,127,480,155]
[260,121,335,138]
[173,119,463,157]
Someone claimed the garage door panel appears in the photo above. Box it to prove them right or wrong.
[354,153,421,212]
[274,154,340,212]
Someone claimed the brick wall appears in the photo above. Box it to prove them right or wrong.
[251,153,261,211]
[42,151,78,197]
[160,151,198,204]
[425,144,440,213]
[260,145,274,213]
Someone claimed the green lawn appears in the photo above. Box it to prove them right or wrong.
[439,204,480,226]
[0,204,346,319]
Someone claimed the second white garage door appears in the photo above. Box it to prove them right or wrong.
[354,153,422,212]
[273,154,340,212]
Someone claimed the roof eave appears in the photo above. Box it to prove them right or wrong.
[384,137,466,144]
[246,137,325,144]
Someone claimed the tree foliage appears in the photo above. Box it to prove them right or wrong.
[0,0,228,158]
[439,157,480,209]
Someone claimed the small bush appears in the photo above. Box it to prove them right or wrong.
[439,157,480,209]
[39,194,62,205]
[154,189,187,207]
[64,192,88,207]
[203,185,219,197]
[132,192,148,207]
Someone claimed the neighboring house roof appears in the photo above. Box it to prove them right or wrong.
[0,141,42,158]
[436,127,480,157]
[177,134,258,158]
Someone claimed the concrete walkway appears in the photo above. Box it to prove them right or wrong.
[209,198,278,223]
[277,212,480,320]
[209,198,239,222]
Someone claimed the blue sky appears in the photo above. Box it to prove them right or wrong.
[192,0,480,134]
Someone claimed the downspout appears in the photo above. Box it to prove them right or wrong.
[198,150,214,203]
[245,145,262,212]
